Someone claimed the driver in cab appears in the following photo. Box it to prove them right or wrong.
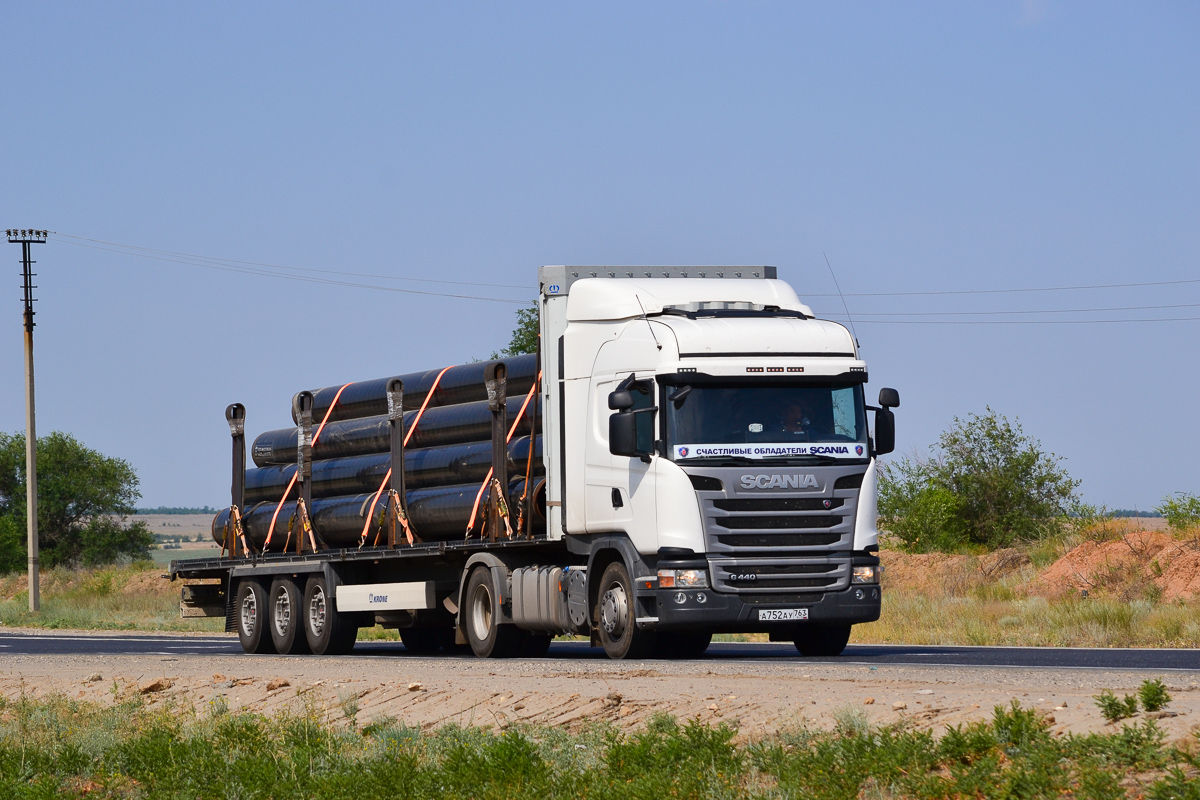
[780,400,828,441]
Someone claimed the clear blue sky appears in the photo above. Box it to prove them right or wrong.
[1,2,1196,509]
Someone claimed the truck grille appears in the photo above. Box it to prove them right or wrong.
[702,495,852,553]
[709,557,849,594]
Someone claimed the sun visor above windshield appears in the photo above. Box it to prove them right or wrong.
[657,315,856,359]
[565,278,812,322]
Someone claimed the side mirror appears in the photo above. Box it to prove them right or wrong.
[878,388,900,409]
[609,411,639,457]
[608,389,634,410]
[874,407,895,456]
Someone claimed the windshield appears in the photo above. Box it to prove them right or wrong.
[664,381,869,464]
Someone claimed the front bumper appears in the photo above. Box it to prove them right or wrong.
[639,583,881,633]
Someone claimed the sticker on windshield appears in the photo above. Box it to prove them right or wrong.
[673,444,866,459]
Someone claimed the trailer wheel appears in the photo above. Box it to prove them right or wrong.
[794,624,851,657]
[657,631,711,659]
[269,577,309,655]
[596,561,657,659]
[235,580,272,654]
[464,567,521,658]
[302,575,358,655]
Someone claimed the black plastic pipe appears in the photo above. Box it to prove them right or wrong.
[243,436,542,503]
[252,395,539,467]
[212,476,547,548]
[292,353,538,425]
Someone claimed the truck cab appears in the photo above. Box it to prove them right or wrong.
[539,266,897,658]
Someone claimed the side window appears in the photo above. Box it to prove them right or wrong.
[631,380,655,453]
[831,387,857,440]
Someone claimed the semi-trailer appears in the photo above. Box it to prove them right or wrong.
[169,266,899,660]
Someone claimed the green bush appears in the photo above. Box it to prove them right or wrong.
[0,431,152,570]
[1095,690,1140,723]
[0,514,22,573]
[879,408,1081,552]
[1139,679,1172,713]
[1155,492,1200,530]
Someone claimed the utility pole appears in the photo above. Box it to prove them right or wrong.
[7,229,46,612]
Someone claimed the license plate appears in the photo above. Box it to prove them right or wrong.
[758,608,808,621]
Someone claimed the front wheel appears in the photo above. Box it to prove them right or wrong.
[596,561,657,660]
[794,624,851,657]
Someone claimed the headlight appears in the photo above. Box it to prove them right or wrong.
[657,568,709,589]
[851,565,879,584]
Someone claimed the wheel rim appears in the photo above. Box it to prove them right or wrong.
[470,583,492,642]
[599,582,628,638]
[273,588,291,638]
[240,590,257,637]
[308,586,326,638]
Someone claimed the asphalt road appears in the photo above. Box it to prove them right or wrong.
[2,631,1197,670]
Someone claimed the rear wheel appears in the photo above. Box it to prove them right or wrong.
[236,580,272,654]
[657,631,711,659]
[794,624,851,657]
[464,567,522,658]
[302,575,358,655]
[596,561,657,660]
[269,577,309,655]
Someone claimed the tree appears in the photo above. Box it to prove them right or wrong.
[1155,492,1200,530]
[493,304,539,358]
[0,431,154,570]
[878,409,1081,551]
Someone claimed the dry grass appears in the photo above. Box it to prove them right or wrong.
[854,525,1200,648]
[0,562,221,632]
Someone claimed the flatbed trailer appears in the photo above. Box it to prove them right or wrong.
[170,266,898,660]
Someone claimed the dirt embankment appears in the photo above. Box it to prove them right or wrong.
[881,522,1200,602]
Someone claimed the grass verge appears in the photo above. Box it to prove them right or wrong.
[0,694,1197,799]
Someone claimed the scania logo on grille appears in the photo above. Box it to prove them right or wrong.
[740,474,819,490]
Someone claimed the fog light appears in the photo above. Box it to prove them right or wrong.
[854,588,865,600]
[673,592,687,604]
[852,565,879,584]
[695,592,707,604]
[658,568,709,589]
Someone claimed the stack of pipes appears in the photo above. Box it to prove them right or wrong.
[212,354,544,550]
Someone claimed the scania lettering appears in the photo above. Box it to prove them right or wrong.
[170,266,899,660]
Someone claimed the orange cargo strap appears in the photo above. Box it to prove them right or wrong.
[464,372,540,538]
[263,382,351,550]
[358,365,453,548]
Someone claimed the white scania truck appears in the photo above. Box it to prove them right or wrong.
[171,266,898,660]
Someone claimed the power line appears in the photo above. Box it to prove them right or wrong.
[805,276,1200,298]
[53,237,531,304]
[817,315,1200,325]
[814,301,1200,318]
[54,232,529,290]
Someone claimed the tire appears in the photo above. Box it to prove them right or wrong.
[518,633,553,658]
[794,624,852,657]
[399,628,443,655]
[235,580,273,654]
[302,574,358,655]
[596,561,657,660]
[269,577,309,655]
[657,631,711,659]
[464,567,522,658]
